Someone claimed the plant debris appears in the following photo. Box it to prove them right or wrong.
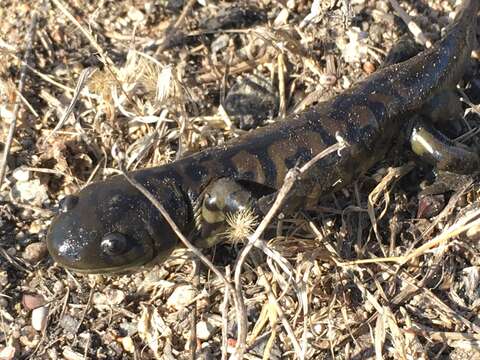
[1,0,480,359]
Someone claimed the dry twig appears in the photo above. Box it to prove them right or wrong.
[0,7,38,188]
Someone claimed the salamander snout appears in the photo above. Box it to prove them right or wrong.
[46,177,185,274]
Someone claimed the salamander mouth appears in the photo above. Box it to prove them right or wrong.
[60,257,155,274]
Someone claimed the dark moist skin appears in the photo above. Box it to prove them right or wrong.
[47,0,479,274]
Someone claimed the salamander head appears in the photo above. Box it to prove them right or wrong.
[46,177,189,274]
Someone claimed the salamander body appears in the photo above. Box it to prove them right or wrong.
[47,0,479,273]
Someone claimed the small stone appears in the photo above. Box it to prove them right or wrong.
[11,180,48,205]
[28,220,43,234]
[127,7,145,22]
[0,297,8,308]
[31,306,49,331]
[59,315,79,337]
[166,0,184,13]
[5,248,15,257]
[22,294,45,310]
[166,285,198,310]
[211,34,230,53]
[92,292,108,305]
[0,346,16,360]
[53,281,64,294]
[467,223,480,240]
[319,73,337,86]
[22,242,48,264]
[363,61,376,74]
[105,288,125,305]
[417,194,445,219]
[121,336,135,353]
[12,167,30,182]
[62,347,84,360]
[0,271,8,288]
[196,320,215,341]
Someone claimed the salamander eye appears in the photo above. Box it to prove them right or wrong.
[204,193,219,211]
[101,233,128,256]
[59,195,79,213]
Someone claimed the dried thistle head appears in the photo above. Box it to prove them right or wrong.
[223,207,258,244]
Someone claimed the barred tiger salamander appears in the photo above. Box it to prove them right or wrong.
[47,0,480,273]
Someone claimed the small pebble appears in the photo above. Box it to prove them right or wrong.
[59,315,80,336]
[0,297,8,308]
[62,347,84,360]
[467,223,480,240]
[12,167,30,182]
[196,320,215,341]
[53,280,64,294]
[22,242,48,264]
[11,180,48,205]
[417,194,445,219]
[93,289,125,306]
[166,285,198,310]
[363,61,376,74]
[31,306,49,331]
[211,34,230,54]
[28,220,43,234]
[92,292,108,306]
[105,288,126,305]
[127,7,145,22]
[22,294,45,310]
[0,271,8,288]
[121,336,135,353]
[0,346,16,360]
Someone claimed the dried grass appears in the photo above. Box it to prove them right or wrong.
[1,0,480,359]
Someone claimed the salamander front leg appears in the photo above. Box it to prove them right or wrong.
[195,178,257,247]
[410,118,479,174]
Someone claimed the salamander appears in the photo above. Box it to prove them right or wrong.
[47,0,480,274]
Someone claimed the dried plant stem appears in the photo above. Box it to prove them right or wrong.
[232,142,344,359]
[388,0,431,47]
[0,8,38,189]
[257,266,303,359]
[51,0,142,114]
[51,0,107,60]
[174,0,197,29]
[221,266,231,360]
[43,67,97,143]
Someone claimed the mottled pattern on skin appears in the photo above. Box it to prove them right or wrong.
[267,138,302,184]
[46,0,480,273]
[230,150,267,185]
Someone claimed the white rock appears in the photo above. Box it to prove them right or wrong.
[12,167,30,182]
[166,285,197,310]
[0,345,16,360]
[196,320,215,341]
[128,7,145,22]
[11,180,48,205]
[32,306,49,331]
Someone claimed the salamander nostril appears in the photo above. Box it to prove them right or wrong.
[58,195,79,213]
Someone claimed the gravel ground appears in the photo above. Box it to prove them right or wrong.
[1,0,480,359]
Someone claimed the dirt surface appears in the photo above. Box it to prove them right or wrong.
[1,0,480,359]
